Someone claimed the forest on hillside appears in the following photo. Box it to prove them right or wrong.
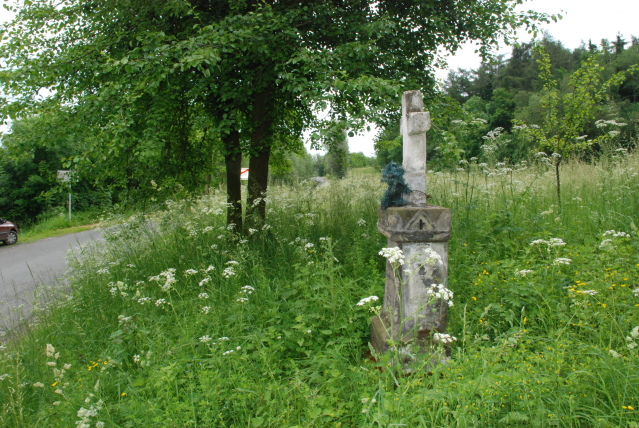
[376,34,639,169]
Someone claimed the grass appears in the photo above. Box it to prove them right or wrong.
[1,153,639,427]
[19,211,102,243]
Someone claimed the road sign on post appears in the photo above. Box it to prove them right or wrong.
[57,170,73,220]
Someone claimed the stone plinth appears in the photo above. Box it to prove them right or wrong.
[371,204,451,358]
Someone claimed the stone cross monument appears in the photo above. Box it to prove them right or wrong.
[371,90,452,367]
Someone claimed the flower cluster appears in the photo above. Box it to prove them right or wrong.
[356,296,379,306]
[379,247,405,265]
[603,230,630,238]
[553,257,572,266]
[433,333,457,344]
[149,268,177,292]
[626,326,639,350]
[428,284,454,307]
[422,247,443,267]
[76,395,105,428]
[515,269,534,277]
[530,237,566,248]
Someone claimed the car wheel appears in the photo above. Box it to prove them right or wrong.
[3,230,18,245]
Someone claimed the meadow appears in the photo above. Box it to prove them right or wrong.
[1,152,639,427]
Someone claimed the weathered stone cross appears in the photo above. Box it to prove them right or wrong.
[400,90,431,206]
[372,91,452,370]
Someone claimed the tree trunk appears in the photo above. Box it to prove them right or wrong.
[223,130,243,230]
[247,148,271,224]
[247,86,275,226]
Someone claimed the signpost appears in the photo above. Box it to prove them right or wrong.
[57,170,72,220]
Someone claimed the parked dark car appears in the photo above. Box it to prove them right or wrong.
[0,218,18,245]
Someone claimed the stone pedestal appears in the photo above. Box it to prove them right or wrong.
[371,90,452,368]
[371,205,451,362]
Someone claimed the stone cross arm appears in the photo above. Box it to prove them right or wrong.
[400,90,431,206]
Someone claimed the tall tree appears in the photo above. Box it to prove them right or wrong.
[1,0,550,225]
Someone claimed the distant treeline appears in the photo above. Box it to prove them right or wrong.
[376,34,639,169]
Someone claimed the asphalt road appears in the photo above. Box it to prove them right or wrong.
[0,229,103,335]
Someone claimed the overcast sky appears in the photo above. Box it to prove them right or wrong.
[2,1,638,156]
[350,0,639,156]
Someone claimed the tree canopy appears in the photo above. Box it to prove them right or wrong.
[1,0,550,225]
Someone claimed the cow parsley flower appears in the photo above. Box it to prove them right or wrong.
[599,239,614,249]
[201,306,211,314]
[603,230,630,238]
[379,247,405,265]
[433,333,457,344]
[422,248,443,267]
[356,296,379,306]
[198,293,209,299]
[553,258,572,266]
[428,284,454,306]
[199,336,212,343]
[515,269,534,277]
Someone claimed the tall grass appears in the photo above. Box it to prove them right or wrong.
[1,152,639,427]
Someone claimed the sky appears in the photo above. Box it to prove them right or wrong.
[2,1,638,156]
[348,0,639,156]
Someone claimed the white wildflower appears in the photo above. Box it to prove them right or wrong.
[422,248,443,267]
[553,258,572,266]
[356,296,379,306]
[433,333,457,344]
[201,306,211,314]
[603,230,630,238]
[199,335,212,343]
[198,292,209,299]
[184,269,198,276]
[429,284,454,307]
[379,247,405,265]
[515,269,534,277]
[548,238,566,247]
[222,267,236,278]
[599,239,614,249]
